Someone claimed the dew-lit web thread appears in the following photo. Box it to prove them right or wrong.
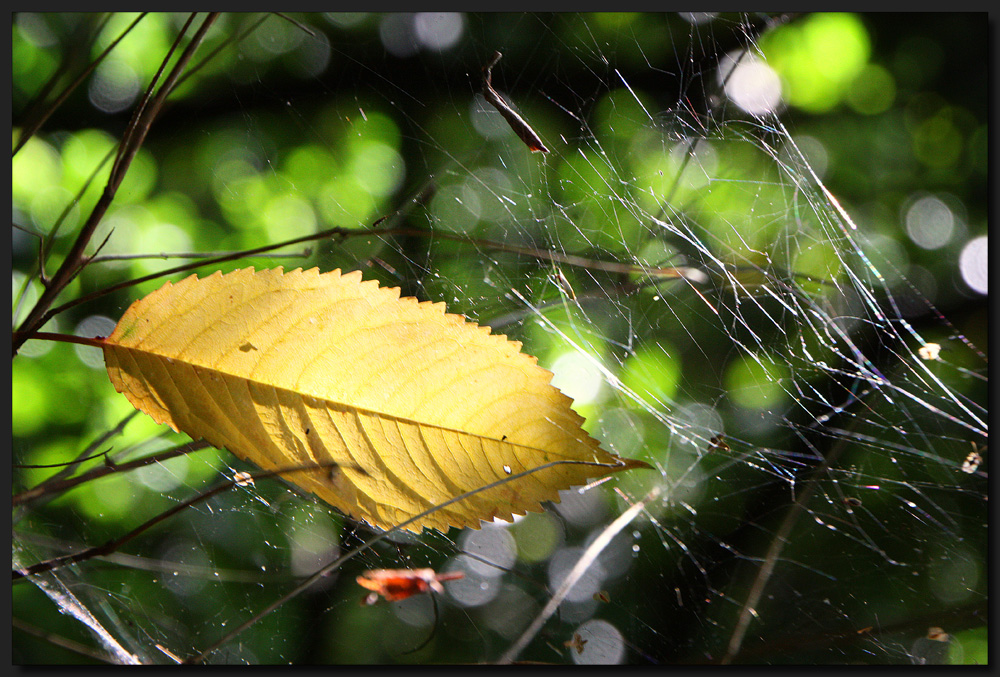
[777,122,985,438]
[685,115,985,446]
[15,460,367,581]
[720,107,982,657]
[706,115,984,657]
[508,286,684,436]
[188,457,632,664]
[13,547,142,665]
[481,57,970,426]
[441,31,985,665]
[22,457,618,663]
[17,14,984,665]
[421,33,972,665]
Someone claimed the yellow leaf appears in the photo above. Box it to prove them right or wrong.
[103,267,649,533]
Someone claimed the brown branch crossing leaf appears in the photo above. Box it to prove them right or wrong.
[102,267,650,532]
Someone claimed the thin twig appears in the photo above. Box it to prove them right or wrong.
[14,15,100,145]
[12,440,210,508]
[87,248,312,263]
[13,331,104,349]
[16,531,297,584]
[172,14,270,91]
[720,601,986,663]
[13,457,351,580]
[497,485,661,664]
[107,13,201,192]
[719,427,854,664]
[12,412,139,523]
[273,12,316,37]
[378,225,708,283]
[13,617,114,664]
[32,225,354,332]
[41,144,118,276]
[16,447,112,469]
[25,220,707,345]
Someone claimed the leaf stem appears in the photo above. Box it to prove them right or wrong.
[14,332,106,349]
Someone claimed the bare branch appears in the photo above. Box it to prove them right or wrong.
[13,13,220,357]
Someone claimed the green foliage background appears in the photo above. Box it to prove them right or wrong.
[12,13,987,664]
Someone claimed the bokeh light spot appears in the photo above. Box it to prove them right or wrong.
[958,235,987,295]
[722,52,783,116]
[571,618,626,664]
[414,12,464,51]
[905,195,955,250]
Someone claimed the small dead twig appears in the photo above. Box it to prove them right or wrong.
[482,51,549,153]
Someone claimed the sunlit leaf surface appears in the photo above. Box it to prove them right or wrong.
[103,267,648,532]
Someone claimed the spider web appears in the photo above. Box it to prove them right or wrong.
[12,12,987,665]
